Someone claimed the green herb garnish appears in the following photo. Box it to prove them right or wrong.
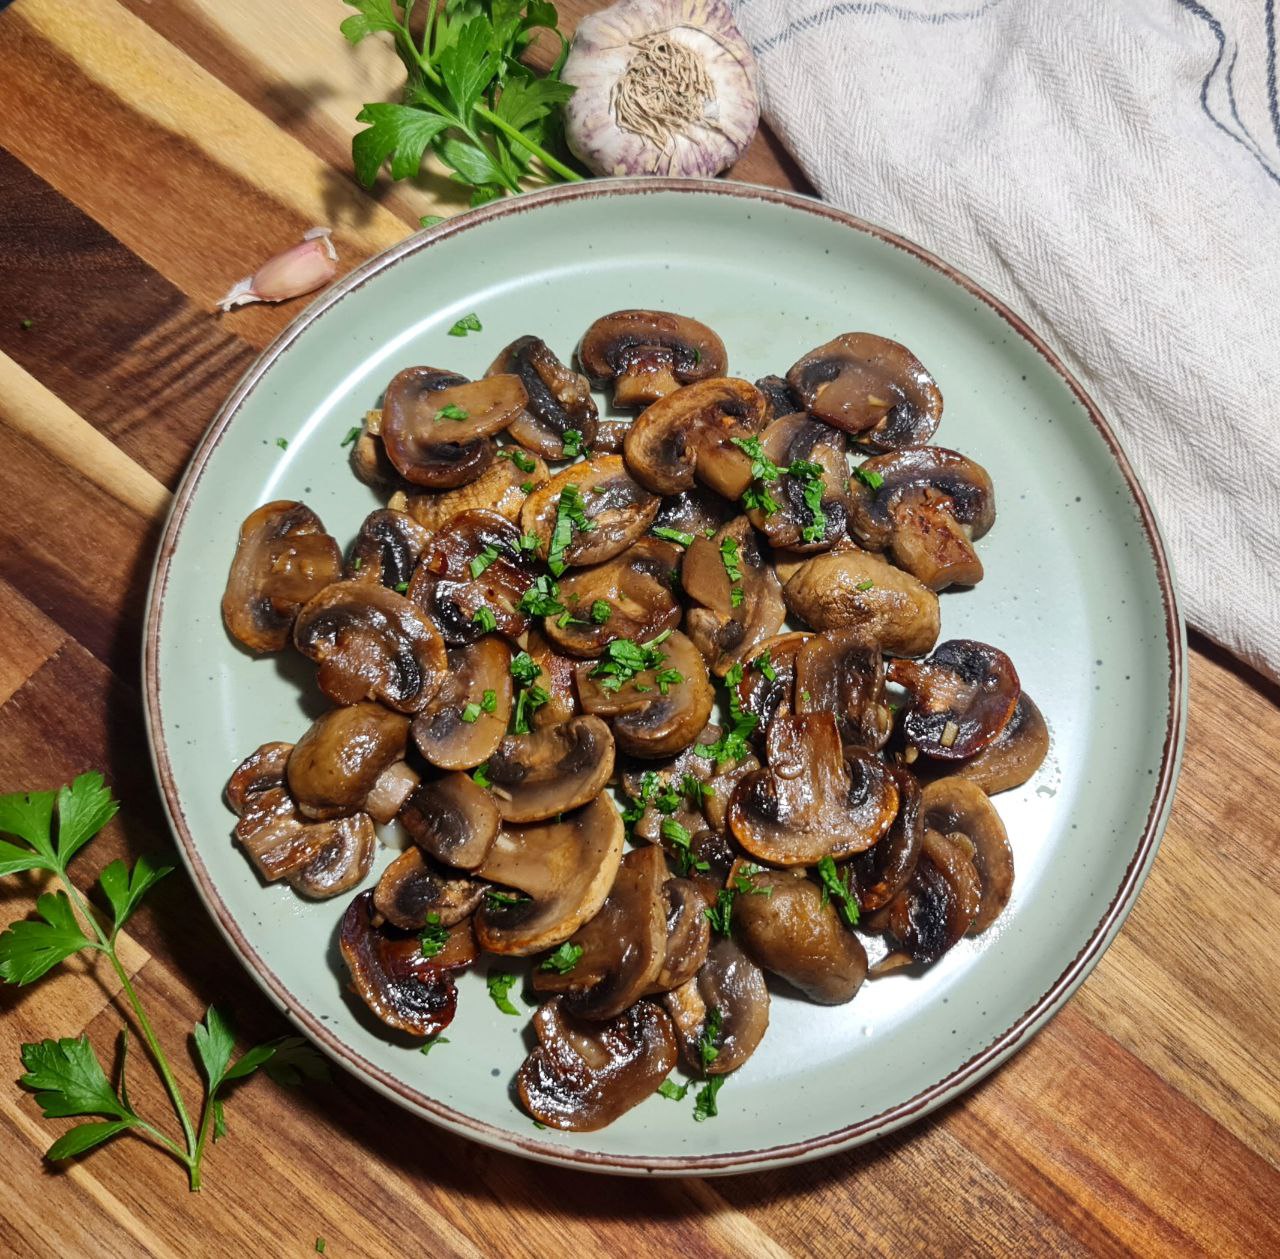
[517,575,565,618]
[447,312,483,337]
[652,526,695,546]
[498,447,538,473]
[657,1079,690,1101]
[816,855,860,926]
[341,425,361,447]
[486,972,521,1015]
[854,466,885,491]
[472,606,498,633]
[275,437,289,450]
[589,599,612,624]
[561,429,584,458]
[698,1006,724,1070]
[419,912,449,957]
[693,1074,727,1121]
[469,544,500,578]
[538,942,584,974]
[419,1036,450,1056]
[438,403,469,421]
[703,889,735,936]
[460,703,482,724]
[472,763,492,788]
[855,579,875,592]
[547,483,595,577]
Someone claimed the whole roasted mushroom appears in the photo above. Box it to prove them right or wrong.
[794,632,894,751]
[293,582,448,713]
[227,742,375,898]
[945,693,1050,794]
[516,998,678,1131]
[486,336,599,460]
[787,333,943,449]
[520,456,660,571]
[411,637,513,770]
[849,448,995,590]
[400,772,501,870]
[579,310,727,409]
[380,366,527,488]
[664,936,769,1076]
[576,631,715,759]
[744,414,853,552]
[286,703,410,820]
[473,793,625,955]
[222,502,342,653]
[343,508,433,589]
[485,716,616,822]
[921,777,1014,933]
[682,516,785,676]
[340,890,476,1037]
[372,847,489,931]
[781,547,940,657]
[391,448,549,530]
[729,714,900,865]
[623,377,769,498]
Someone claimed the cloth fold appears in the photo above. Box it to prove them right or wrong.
[732,0,1280,681]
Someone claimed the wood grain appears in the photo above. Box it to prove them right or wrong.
[0,1,1275,1255]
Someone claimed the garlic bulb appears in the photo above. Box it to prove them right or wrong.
[563,0,760,178]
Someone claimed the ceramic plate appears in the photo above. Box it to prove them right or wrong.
[144,179,1185,1175]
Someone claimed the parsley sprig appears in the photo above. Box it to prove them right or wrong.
[0,774,325,1189]
[694,662,759,767]
[588,630,676,694]
[816,855,861,926]
[344,1,582,204]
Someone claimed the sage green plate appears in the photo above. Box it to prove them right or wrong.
[144,179,1185,1175]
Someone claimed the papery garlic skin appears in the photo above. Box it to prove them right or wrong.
[217,227,340,312]
[563,0,760,178]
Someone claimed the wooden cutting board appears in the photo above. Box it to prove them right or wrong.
[0,2,1276,1255]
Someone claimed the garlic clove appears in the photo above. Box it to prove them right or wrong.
[217,227,340,312]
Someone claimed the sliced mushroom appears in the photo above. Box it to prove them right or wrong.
[576,631,715,759]
[651,878,712,993]
[579,310,727,409]
[651,486,735,541]
[473,793,625,954]
[848,764,923,912]
[364,761,420,824]
[734,630,811,741]
[921,778,1013,934]
[946,693,1049,794]
[227,742,375,898]
[411,637,512,770]
[343,509,433,588]
[532,845,668,1019]
[340,889,476,1037]
[786,333,943,449]
[222,502,342,652]
[754,374,804,420]
[372,846,489,931]
[400,773,501,870]
[380,367,526,488]
[524,627,581,729]
[888,639,1020,761]
[731,865,868,1004]
[286,703,411,820]
[486,716,616,822]
[392,449,549,530]
[623,377,769,498]
[744,414,853,552]
[542,537,682,658]
[293,581,448,713]
[591,414,633,454]
[728,713,899,865]
[516,997,678,1131]
[520,456,660,571]
[664,936,769,1076]
[794,632,894,751]
[682,516,785,676]
[350,410,404,491]
[487,335,599,460]
[781,547,940,657]
[849,448,995,590]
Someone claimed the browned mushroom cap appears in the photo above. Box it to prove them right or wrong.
[380,366,527,488]
[486,336,599,460]
[340,889,476,1037]
[293,582,448,713]
[576,631,715,759]
[411,637,513,770]
[734,631,811,740]
[473,793,625,954]
[683,516,786,676]
[786,333,943,449]
[344,509,433,588]
[745,414,854,553]
[754,374,804,420]
[888,639,1020,761]
[222,502,342,652]
[227,742,375,898]
[849,448,995,590]
[865,828,981,970]
[364,761,420,824]
[516,997,678,1131]
[520,456,661,571]
[623,377,769,499]
[532,845,668,1019]
[591,415,633,454]
[486,716,616,822]
[651,878,712,993]
[921,778,1013,934]
[781,547,940,657]
[286,703,410,820]
[400,772,500,870]
[524,627,581,729]
[543,537,682,658]
[729,714,900,865]
[794,632,894,751]
[664,936,769,1076]
[372,846,489,931]
[650,486,735,541]
[392,448,549,530]
[730,864,868,1005]
[946,693,1049,794]
[847,764,923,912]
[579,310,727,409]
[407,508,538,645]
[350,410,404,491]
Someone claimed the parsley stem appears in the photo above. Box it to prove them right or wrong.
[475,106,583,183]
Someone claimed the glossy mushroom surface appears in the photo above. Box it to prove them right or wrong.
[745,414,853,552]
[794,632,894,751]
[371,847,489,931]
[579,310,727,409]
[286,703,410,820]
[400,772,501,870]
[410,637,513,770]
[664,936,770,1076]
[487,335,598,460]
[921,777,1014,934]
[486,716,616,822]
[343,508,432,588]
[848,764,924,912]
[392,449,549,529]
[945,693,1049,794]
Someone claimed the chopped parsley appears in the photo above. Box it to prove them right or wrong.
[732,435,783,517]
[733,863,773,898]
[652,526,695,546]
[589,599,612,624]
[660,817,708,876]
[520,480,535,493]
[460,702,482,724]
[486,971,521,1015]
[538,942,584,974]
[816,855,860,926]
[480,689,497,713]
[471,762,492,788]
[694,663,759,766]
[621,770,660,830]
[393,580,409,594]
[698,1006,724,1070]
[316,1239,327,1255]
[753,649,777,682]
[448,312,482,337]
[561,429,584,458]
[469,544,500,578]
[419,214,445,228]
[719,536,745,609]
[485,889,529,909]
[547,483,596,577]
[789,458,828,543]
[275,437,289,450]
[588,630,673,693]
[693,1074,727,1121]
[438,403,469,421]
[517,532,541,554]
[419,1035,449,1056]
[512,685,549,734]
[800,689,813,706]
[855,465,885,491]
[341,425,361,447]
[472,606,498,633]
[498,446,537,473]
[657,1078,690,1101]
[517,575,565,617]
[509,651,541,685]
[855,579,875,592]
[703,888,735,936]
[419,912,449,958]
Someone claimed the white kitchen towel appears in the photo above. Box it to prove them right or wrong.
[731,0,1280,682]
